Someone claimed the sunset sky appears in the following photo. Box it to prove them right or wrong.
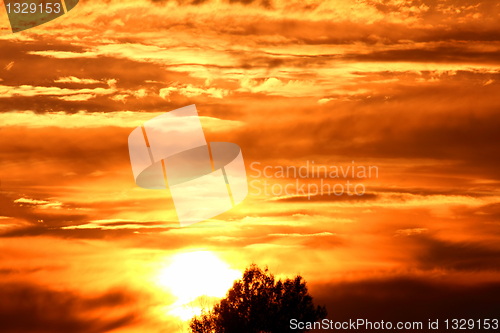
[1,0,500,332]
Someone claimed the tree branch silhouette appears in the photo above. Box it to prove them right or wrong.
[189,264,327,333]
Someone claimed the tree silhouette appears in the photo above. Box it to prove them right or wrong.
[189,264,327,333]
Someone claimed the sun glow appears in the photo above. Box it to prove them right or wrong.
[157,251,241,320]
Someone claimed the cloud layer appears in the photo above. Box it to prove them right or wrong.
[1,0,500,331]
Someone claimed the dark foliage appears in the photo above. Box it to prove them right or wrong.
[189,264,327,333]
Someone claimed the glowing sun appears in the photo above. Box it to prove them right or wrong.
[157,251,241,320]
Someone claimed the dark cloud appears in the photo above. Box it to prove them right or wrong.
[0,282,138,333]
[222,76,500,184]
[412,236,500,272]
[311,277,500,332]
[346,47,500,64]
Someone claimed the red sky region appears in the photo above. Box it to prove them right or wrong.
[1,0,500,332]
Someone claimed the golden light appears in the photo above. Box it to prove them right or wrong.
[157,251,241,320]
